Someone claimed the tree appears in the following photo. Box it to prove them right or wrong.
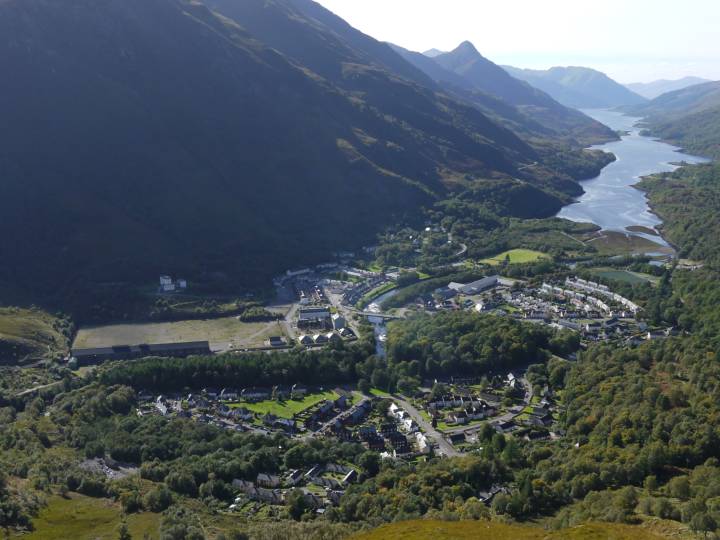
[286,489,309,521]
[357,452,380,477]
[118,519,132,540]
[143,485,173,512]
[690,512,716,538]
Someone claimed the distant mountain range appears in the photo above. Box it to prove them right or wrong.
[628,81,720,159]
[626,77,712,100]
[391,41,616,146]
[502,66,647,109]
[423,48,445,58]
[0,0,617,315]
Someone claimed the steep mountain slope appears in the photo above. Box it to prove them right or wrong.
[204,0,534,159]
[424,42,617,145]
[630,81,720,159]
[632,81,720,117]
[504,65,647,108]
[627,76,711,99]
[0,0,543,315]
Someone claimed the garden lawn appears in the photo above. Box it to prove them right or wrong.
[237,391,339,418]
[480,249,549,266]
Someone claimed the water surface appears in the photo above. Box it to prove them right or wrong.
[557,109,708,244]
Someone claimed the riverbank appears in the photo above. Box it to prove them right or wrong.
[556,109,708,253]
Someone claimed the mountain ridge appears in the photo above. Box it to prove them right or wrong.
[503,65,647,108]
[626,76,712,99]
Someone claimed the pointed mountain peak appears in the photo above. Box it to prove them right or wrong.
[454,40,480,55]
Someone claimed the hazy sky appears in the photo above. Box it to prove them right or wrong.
[314,0,720,83]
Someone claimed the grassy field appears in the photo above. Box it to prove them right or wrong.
[580,231,674,257]
[0,307,69,364]
[357,282,398,309]
[237,391,340,418]
[481,249,550,266]
[350,519,672,540]
[73,316,288,352]
[12,493,160,540]
[589,267,659,285]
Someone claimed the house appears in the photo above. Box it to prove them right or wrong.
[342,469,358,485]
[401,417,418,433]
[220,388,238,401]
[318,400,334,416]
[202,387,219,400]
[230,407,254,422]
[450,411,468,425]
[365,435,386,451]
[298,307,331,328]
[286,470,303,486]
[448,276,499,295]
[256,488,284,505]
[531,406,551,417]
[242,387,271,401]
[493,421,515,433]
[327,490,345,505]
[273,418,296,432]
[358,425,377,440]
[387,432,410,454]
[327,332,342,343]
[380,423,397,437]
[305,465,323,479]
[298,335,314,346]
[71,341,211,366]
[416,432,431,454]
[256,473,281,488]
[331,313,347,330]
[334,395,348,409]
[313,333,329,344]
[528,413,553,427]
[448,433,466,445]
[340,327,355,338]
[478,485,506,505]
[159,275,174,292]
[267,336,286,348]
[302,490,324,509]
[232,479,254,491]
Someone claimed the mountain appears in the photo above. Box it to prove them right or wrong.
[631,81,720,117]
[394,41,617,145]
[626,76,712,99]
[423,48,445,58]
[0,0,586,317]
[503,65,647,109]
[630,81,720,159]
[206,2,618,192]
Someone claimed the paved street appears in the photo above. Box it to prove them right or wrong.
[392,394,462,457]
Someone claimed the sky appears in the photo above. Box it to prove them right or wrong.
[314,0,720,83]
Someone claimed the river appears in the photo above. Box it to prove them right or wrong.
[556,109,708,246]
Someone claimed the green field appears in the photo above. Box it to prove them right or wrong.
[73,316,288,352]
[480,249,549,266]
[357,282,398,309]
[590,267,659,285]
[351,519,674,540]
[581,231,674,257]
[12,494,160,540]
[236,391,340,418]
[0,307,70,364]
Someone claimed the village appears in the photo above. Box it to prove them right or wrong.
[131,359,568,515]
[66,254,670,518]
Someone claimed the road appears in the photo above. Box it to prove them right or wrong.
[392,394,462,457]
[15,380,63,398]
